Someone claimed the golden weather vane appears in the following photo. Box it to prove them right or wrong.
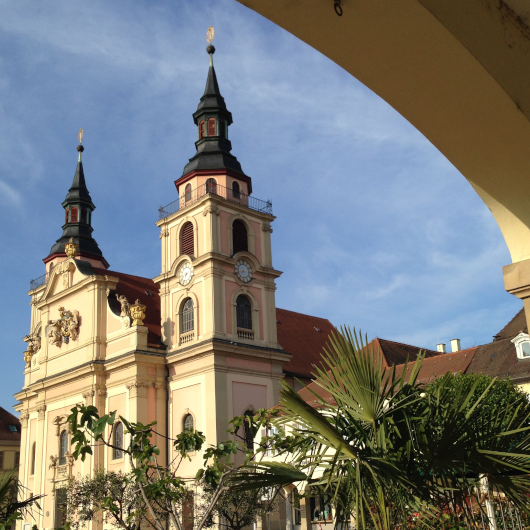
[78,128,84,144]
[206,26,215,44]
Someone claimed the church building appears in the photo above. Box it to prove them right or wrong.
[14,45,334,530]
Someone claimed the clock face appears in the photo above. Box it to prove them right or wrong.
[235,259,253,283]
[179,262,194,286]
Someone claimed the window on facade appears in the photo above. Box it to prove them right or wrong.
[185,183,192,203]
[219,120,226,139]
[14,452,19,467]
[205,178,217,194]
[207,118,216,136]
[236,295,252,330]
[113,422,123,459]
[65,210,69,224]
[183,414,194,432]
[181,222,194,256]
[309,494,332,522]
[81,208,87,224]
[59,430,68,466]
[199,120,205,139]
[243,410,254,451]
[70,207,78,223]
[232,181,240,199]
[8,425,17,433]
[31,442,36,475]
[511,332,530,359]
[55,488,68,528]
[182,298,194,333]
[232,220,248,254]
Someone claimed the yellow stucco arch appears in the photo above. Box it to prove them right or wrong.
[237,0,530,323]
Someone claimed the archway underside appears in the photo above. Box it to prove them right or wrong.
[237,0,530,324]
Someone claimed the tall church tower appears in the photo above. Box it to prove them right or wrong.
[154,44,289,451]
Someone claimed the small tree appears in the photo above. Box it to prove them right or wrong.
[65,405,302,530]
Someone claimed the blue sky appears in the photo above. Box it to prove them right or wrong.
[0,0,521,410]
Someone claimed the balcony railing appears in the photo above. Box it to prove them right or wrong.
[158,182,272,221]
[30,272,48,291]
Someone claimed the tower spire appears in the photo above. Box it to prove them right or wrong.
[43,133,109,268]
[178,33,252,193]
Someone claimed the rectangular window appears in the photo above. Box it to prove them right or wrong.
[14,452,20,467]
[70,208,78,223]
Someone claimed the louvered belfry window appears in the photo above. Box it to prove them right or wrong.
[232,220,248,254]
[70,207,78,223]
[182,298,194,333]
[208,118,216,136]
[236,295,252,330]
[181,222,194,256]
[199,121,205,139]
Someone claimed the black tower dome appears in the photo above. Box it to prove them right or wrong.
[44,143,109,268]
[180,45,252,192]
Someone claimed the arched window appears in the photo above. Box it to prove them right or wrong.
[81,208,87,224]
[207,118,216,137]
[205,178,217,195]
[232,181,240,200]
[232,220,248,254]
[65,210,69,224]
[183,414,194,432]
[182,298,194,333]
[181,222,194,256]
[185,183,192,203]
[199,120,205,139]
[59,430,68,466]
[70,207,78,223]
[236,295,252,330]
[30,442,36,475]
[243,410,254,450]
[113,422,123,459]
[219,120,226,139]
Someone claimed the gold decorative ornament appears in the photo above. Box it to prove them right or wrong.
[206,26,215,44]
[65,237,79,258]
[130,299,146,326]
[23,342,34,367]
[48,307,80,347]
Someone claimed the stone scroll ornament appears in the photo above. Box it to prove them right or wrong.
[48,307,80,347]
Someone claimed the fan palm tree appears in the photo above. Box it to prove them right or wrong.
[233,328,530,530]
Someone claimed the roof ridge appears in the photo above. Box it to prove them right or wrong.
[376,337,439,353]
[276,307,334,324]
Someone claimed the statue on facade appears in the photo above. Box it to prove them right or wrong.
[116,294,131,317]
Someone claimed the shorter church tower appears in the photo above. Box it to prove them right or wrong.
[43,137,109,273]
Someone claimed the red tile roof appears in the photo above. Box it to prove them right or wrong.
[0,407,21,442]
[275,308,336,379]
[93,268,162,349]
[372,338,440,367]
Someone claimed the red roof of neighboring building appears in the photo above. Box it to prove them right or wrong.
[93,268,162,349]
[275,308,336,379]
[0,407,21,442]
[372,338,439,367]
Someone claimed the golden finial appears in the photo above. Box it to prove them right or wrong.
[78,128,84,144]
[206,26,215,44]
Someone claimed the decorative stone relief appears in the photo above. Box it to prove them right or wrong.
[37,405,46,421]
[159,228,169,239]
[20,413,30,428]
[203,205,220,216]
[82,390,95,406]
[262,222,273,233]
[126,381,149,398]
[116,294,131,318]
[53,415,69,436]
[48,307,79,347]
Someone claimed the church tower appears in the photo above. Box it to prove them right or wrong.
[43,140,109,274]
[154,44,289,454]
